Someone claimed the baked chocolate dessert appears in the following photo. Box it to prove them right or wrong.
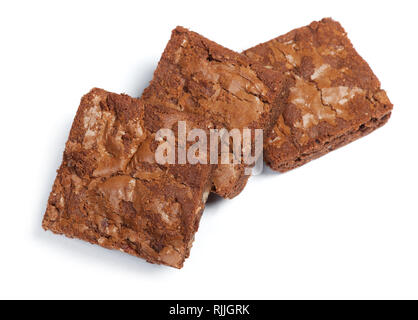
[142,27,287,197]
[243,18,393,172]
[42,88,213,268]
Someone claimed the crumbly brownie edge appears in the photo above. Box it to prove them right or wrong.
[266,110,391,172]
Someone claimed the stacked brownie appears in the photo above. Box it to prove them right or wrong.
[243,18,393,171]
[142,27,287,198]
[42,89,214,268]
[43,19,393,268]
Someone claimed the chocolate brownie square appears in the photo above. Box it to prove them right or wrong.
[42,88,212,268]
[142,27,287,198]
[243,18,393,172]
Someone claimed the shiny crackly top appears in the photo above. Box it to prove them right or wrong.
[243,18,392,155]
[142,26,281,130]
[42,88,212,268]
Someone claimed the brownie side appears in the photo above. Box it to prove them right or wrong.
[243,18,393,172]
[142,26,287,198]
[42,88,212,268]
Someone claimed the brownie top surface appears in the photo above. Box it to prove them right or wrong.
[243,18,392,154]
[142,26,285,131]
[43,88,212,268]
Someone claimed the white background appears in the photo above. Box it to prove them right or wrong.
[0,0,417,300]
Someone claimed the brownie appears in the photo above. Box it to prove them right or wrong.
[42,88,213,268]
[142,26,287,198]
[243,18,393,172]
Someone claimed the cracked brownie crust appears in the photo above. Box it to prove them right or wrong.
[42,88,212,268]
[142,26,287,198]
[243,18,393,172]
